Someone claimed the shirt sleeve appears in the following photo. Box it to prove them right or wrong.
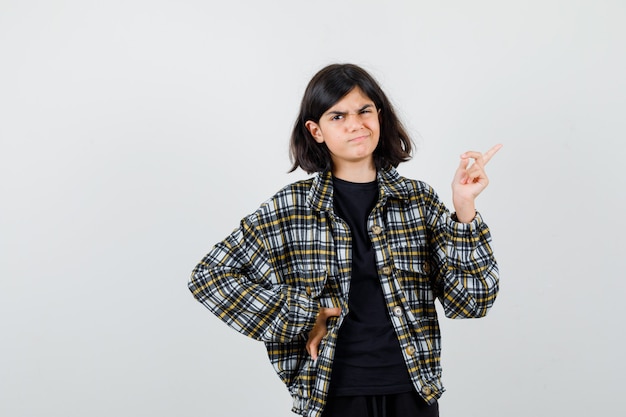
[188,215,320,342]
[428,201,500,319]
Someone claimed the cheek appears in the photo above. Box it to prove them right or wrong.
[371,127,381,147]
[369,121,381,138]
[369,119,381,132]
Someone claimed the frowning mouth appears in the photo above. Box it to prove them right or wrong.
[348,134,369,142]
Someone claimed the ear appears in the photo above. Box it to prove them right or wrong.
[305,120,324,144]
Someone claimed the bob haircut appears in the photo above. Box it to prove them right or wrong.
[289,63,413,174]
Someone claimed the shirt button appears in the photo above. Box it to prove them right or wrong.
[421,385,432,396]
[392,306,403,317]
[305,286,312,296]
[423,263,431,274]
[405,345,416,355]
[371,225,383,235]
[381,266,392,275]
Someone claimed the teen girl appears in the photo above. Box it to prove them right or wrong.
[189,63,501,417]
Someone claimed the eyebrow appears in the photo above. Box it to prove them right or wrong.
[324,104,375,116]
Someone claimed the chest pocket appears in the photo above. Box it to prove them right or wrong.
[391,246,437,317]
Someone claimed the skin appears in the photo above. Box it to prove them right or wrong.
[305,87,380,183]
[304,87,502,359]
[452,144,503,222]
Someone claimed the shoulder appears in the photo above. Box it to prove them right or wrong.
[402,178,443,214]
[381,167,439,201]
[386,171,449,223]
[244,177,316,225]
[267,177,315,208]
[402,176,436,196]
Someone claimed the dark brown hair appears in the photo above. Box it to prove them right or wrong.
[289,63,413,174]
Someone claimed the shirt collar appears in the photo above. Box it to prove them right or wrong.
[307,166,409,212]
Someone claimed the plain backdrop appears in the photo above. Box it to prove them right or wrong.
[1,1,625,416]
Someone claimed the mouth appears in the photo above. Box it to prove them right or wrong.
[349,134,369,142]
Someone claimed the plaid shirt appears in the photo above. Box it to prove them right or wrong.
[189,167,499,417]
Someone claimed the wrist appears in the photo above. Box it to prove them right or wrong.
[453,199,476,223]
[454,210,476,223]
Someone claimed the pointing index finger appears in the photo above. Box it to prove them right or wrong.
[483,143,503,164]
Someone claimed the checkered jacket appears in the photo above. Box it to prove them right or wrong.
[189,166,499,417]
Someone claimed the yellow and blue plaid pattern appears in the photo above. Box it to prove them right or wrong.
[189,167,499,417]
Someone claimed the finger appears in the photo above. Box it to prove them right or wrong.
[308,339,319,360]
[459,152,485,174]
[482,143,503,164]
[455,155,470,172]
[466,161,488,180]
[461,144,502,164]
[452,156,470,184]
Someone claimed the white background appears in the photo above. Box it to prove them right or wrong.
[1,1,625,416]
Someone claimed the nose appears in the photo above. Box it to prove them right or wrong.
[344,113,365,130]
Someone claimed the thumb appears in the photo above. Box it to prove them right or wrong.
[318,306,341,320]
[326,307,341,317]
[454,157,470,185]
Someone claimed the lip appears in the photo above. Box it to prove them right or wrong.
[348,134,369,142]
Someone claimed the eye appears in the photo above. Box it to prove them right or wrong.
[330,114,344,121]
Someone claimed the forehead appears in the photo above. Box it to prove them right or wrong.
[325,87,374,112]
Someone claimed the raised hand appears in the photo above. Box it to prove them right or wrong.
[452,144,502,223]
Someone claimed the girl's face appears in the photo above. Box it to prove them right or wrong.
[305,87,380,174]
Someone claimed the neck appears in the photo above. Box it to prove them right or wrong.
[332,161,377,183]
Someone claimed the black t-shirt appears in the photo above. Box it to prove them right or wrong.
[329,176,413,396]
